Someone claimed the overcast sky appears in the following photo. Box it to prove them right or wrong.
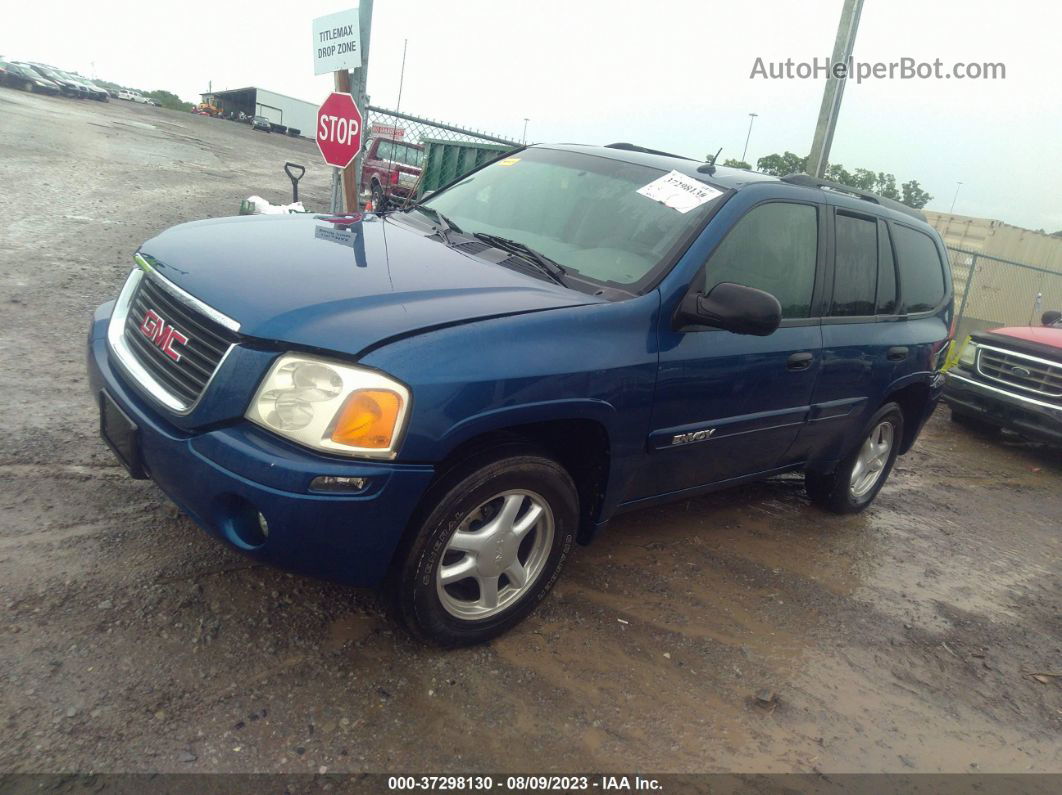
[5,0,1060,230]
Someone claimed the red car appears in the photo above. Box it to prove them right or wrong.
[944,316,1062,445]
[361,137,424,209]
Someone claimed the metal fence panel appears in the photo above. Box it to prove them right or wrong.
[419,138,512,196]
[948,246,1062,341]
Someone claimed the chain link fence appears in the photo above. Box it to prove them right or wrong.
[365,106,519,147]
[351,106,520,210]
[948,247,1062,341]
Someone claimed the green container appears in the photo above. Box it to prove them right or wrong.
[417,138,514,197]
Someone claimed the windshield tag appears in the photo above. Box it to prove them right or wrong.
[637,170,724,213]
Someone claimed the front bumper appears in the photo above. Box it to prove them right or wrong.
[944,369,1062,445]
[87,302,435,586]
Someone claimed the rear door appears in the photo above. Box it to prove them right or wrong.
[649,199,826,494]
[786,207,901,463]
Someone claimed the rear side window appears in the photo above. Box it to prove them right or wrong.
[704,202,818,318]
[831,214,878,316]
[892,225,946,313]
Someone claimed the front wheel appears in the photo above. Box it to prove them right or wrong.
[371,183,386,212]
[390,450,578,647]
[806,403,905,514]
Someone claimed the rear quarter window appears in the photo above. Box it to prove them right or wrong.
[892,225,945,313]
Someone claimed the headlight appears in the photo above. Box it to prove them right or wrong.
[958,340,978,369]
[246,354,410,459]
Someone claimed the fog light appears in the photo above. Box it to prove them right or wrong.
[257,512,270,538]
[310,475,368,493]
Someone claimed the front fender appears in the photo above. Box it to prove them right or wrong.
[440,398,619,450]
[360,294,663,518]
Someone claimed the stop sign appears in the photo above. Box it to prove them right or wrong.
[316,92,363,168]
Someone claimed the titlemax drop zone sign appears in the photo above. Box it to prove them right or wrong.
[312,8,361,75]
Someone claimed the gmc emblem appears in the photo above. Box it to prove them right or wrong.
[139,309,189,363]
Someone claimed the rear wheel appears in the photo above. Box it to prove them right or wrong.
[806,403,905,514]
[390,449,577,647]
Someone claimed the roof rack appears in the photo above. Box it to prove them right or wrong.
[780,173,926,221]
[605,142,694,161]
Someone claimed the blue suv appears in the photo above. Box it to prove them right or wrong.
[87,144,952,645]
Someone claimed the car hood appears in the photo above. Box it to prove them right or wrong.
[988,326,1062,349]
[137,213,602,356]
[972,325,1062,362]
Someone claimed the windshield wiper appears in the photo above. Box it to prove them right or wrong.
[411,205,462,243]
[472,232,568,286]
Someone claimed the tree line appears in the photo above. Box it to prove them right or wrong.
[714,151,932,209]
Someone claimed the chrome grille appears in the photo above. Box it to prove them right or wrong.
[120,273,237,408]
[976,345,1062,399]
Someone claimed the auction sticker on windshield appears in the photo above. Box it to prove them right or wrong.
[637,170,724,213]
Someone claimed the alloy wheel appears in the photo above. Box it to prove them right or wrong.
[435,490,554,620]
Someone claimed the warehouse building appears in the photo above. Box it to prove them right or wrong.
[201,87,318,138]
[926,211,1062,338]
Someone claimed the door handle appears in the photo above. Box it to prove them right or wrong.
[887,346,909,361]
[787,352,814,371]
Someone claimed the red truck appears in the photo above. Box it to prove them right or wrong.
[360,137,424,209]
[944,313,1062,445]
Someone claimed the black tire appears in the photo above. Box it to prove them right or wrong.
[806,402,905,514]
[371,183,386,211]
[390,448,578,647]
[950,409,1000,435]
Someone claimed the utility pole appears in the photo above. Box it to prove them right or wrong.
[741,112,758,163]
[522,118,529,144]
[805,0,864,178]
[950,181,963,214]
[342,0,373,212]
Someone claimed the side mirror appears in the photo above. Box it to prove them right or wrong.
[675,281,782,336]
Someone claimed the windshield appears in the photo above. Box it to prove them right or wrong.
[376,139,424,168]
[422,147,723,289]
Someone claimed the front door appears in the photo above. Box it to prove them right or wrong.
[649,200,826,494]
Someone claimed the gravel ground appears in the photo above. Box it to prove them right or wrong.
[0,89,1059,776]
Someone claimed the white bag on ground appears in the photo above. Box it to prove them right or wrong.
[239,195,306,215]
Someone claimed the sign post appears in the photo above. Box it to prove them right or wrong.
[350,0,373,212]
[313,5,370,212]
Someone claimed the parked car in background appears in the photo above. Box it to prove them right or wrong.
[361,137,424,209]
[117,89,135,100]
[87,144,952,645]
[21,63,79,97]
[131,93,150,104]
[0,61,61,95]
[80,79,110,101]
[33,65,91,98]
[250,115,272,132]
[944,319,1062,445]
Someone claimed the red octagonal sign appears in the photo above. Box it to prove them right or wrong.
[316,92,363,168]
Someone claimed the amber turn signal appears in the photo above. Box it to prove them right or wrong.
[330,389,402,449]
